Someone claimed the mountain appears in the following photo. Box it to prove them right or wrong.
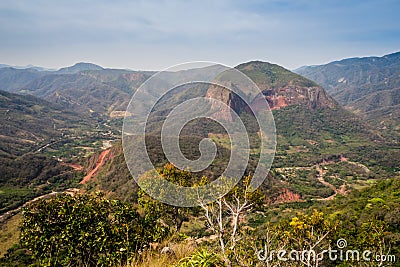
[0,68,47,92]
[228,62,397,170]
[0,66,152,115]
[0,90,99,157]
[295,52,400,139]
[1,60,400,265]
[20,72,132,114]
[0,64,53,71]
[0,60,398,204]
[236,61,336,110]
[57,62,104,74]
[84,61,399,203]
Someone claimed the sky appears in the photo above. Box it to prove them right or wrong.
[0,0,399,70]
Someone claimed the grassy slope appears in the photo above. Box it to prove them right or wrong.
[0,214,21,257]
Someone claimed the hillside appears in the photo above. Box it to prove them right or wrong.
[0,64,153,115]
[85,61,399,203]
[0,60,394,204]
[0,90,114,214]
[226,62,398,198]
[0,68,47,92]
[296,52,400,139]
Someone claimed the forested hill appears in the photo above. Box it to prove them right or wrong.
[296,52,400,139]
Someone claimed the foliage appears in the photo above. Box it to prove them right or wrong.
[253,177,400,266]
[237,61,318,89]
[278,209,338,261]
[175,249,224,267]
[0,244,33,267]
[321,178,400,260]
[138,163,196,232]
[20,192,169,266]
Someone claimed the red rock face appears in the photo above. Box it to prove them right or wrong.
[269,96,288,110]
[205,83,336,121]
[261,86,336,110]
[205,83,248,121]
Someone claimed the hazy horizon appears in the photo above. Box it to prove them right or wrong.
[1,49,399,72]
[1,0,399,71]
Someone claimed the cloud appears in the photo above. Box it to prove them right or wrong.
[0,0,398,69]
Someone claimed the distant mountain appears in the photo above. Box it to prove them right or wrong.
[295,52,400,139]
[57,62,104,74]
[25,70,151,114]
[0,66,152,115]
[0,90,96,157]
[0,64,53,71]
[0,68,47,92]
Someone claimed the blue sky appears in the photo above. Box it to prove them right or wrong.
[0,0,399,70]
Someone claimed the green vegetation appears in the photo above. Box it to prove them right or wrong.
[176,249,224,267]
[18,193,167,267]
[1,60,400,266]
[296,51,400,140]
[237,61,318,89]
[0,90,119,213]
[1,165,400,266]
[0,213,21,257]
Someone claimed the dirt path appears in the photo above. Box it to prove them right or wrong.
[314,166,340,201]
[313,163,351,201]
[312,155,369,201]
[276,155,356,201]
[80,149,111,184]
[0,189,79,224]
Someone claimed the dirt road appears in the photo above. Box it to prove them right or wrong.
[80,149,111,184]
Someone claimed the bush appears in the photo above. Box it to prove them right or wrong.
[20,192,169,267]
[175,249,224,267]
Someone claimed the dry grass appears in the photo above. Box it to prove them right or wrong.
[0,212,22,257]
[128,241,197,267]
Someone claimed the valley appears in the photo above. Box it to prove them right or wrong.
[0,59,399,266]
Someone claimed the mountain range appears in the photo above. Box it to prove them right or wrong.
[1,55,400,263]
[0,57,399,210]
[296,52,400,140]
[52,60,398,203]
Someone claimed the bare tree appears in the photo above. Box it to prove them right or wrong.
[197,176,264,266]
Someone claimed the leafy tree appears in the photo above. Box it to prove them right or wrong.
[138,163,194,232]
[20,192,168,266]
